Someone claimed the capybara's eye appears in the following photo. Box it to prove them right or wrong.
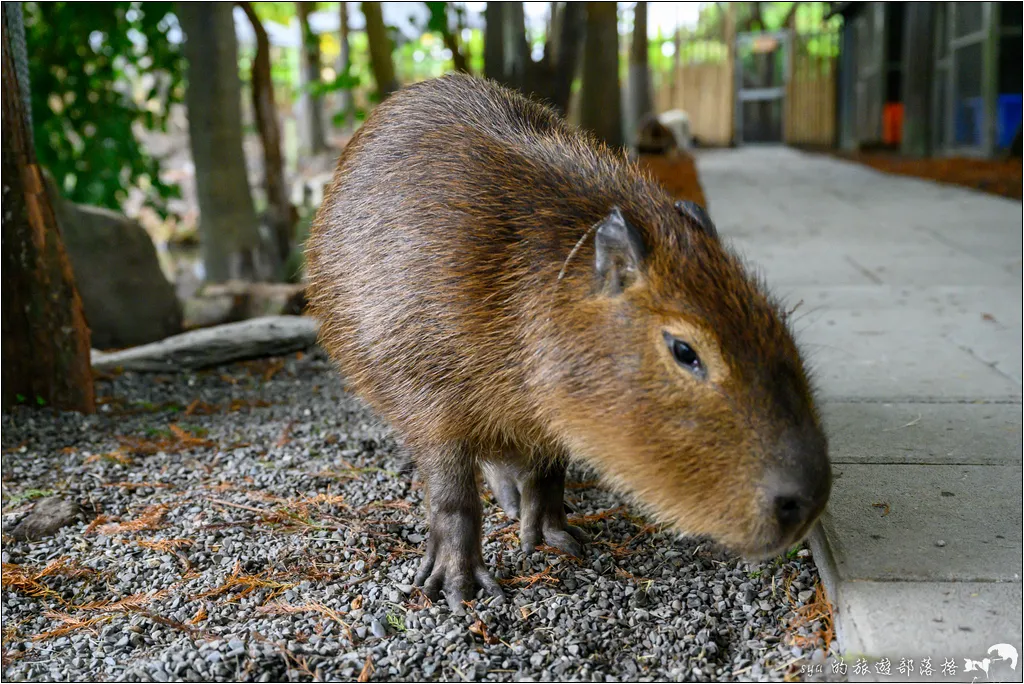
[666,334,705,379]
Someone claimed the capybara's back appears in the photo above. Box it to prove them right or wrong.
[306,75,640,435]
[305,73,830,611]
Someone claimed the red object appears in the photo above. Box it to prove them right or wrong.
[883,103,904,146]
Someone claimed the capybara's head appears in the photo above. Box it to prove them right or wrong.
[547,197,830,559]
[635,114,678,156]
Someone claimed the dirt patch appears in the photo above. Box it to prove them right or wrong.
[828,152,1022,201]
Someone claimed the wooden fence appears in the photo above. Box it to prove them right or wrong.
[654,42,733,146]
[653,30,839,148]
[785,32,839,146]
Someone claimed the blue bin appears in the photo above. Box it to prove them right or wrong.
[954,97,984,146]
[996,94,1022,149]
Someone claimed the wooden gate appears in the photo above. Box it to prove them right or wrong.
[785,31,840,146]
[651,21,839,148]
[654,40,733,147]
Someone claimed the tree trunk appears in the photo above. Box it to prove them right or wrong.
[784,2,800,29]
[580,2,623,147]
[485,2,529,90]
[485,2,579,116]
[2,4,95,414]
[179,2,269,283]
[297,1,328,154]
[443,32,470,73]
[544,2,563,66]
[484,2,505,81]
[362,1,398,100]
[629,1,653,125]
[431,2,470,73]
[548,1,585,115]
[337,1,353,130]
[503,2,529,91]
[239,2,296,271]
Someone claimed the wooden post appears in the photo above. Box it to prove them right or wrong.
[900,2,935,156]
[725,2,737,145]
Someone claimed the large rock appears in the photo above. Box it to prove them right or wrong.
[53,191,182,350]
[91,315,319,372]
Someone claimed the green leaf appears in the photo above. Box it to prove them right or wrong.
[24,1,185,216]
[386,612,406,632]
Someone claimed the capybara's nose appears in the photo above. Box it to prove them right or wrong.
[773,491,817,538]
[766,461,831,542]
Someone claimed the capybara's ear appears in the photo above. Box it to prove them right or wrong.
[674,200,718,241]
[594,206,646,295]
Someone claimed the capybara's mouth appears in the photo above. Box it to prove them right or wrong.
[733,514,825,561]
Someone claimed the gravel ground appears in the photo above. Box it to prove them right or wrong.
[2,349,839,682]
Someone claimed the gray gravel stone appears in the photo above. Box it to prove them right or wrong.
[1,348,835,682]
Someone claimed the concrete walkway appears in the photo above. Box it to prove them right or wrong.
[696,148,1023,681]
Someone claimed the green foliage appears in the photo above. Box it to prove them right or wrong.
[4,489,56,508]
[422,0,470,42]
[310,66,362,97]
[251,1,299,26]
[415,2,476,73]
[23,2,184,215]
[12,391,50,406]
[386,612,406,632]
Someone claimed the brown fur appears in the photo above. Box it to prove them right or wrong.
[306,74,829,579]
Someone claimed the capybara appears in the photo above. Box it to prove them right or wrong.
[636,113,679,156]
[305,73,831,611]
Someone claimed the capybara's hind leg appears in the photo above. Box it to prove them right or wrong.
[518,459,590,558]
[482,456,527,520]
[412,441,504,612]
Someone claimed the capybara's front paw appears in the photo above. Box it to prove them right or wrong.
[413,532,504,613]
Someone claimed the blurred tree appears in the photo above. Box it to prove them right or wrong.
[362,2,397,100]
[550,3,584,113]
[336,1,354,130]
[22,1,184,216]
[250,1,296,25]
[483,2,504,82]
[580,2,622,147]
[179,2,272,282]
[239,1,296,270]
[484,2,583,117]
[533,2,585,115]
[2,3,95,413]
[737,2,801,32]
[629,2,653,124]
[297,1,328,153]
[485,3,528,90]
[425,2,470,73]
